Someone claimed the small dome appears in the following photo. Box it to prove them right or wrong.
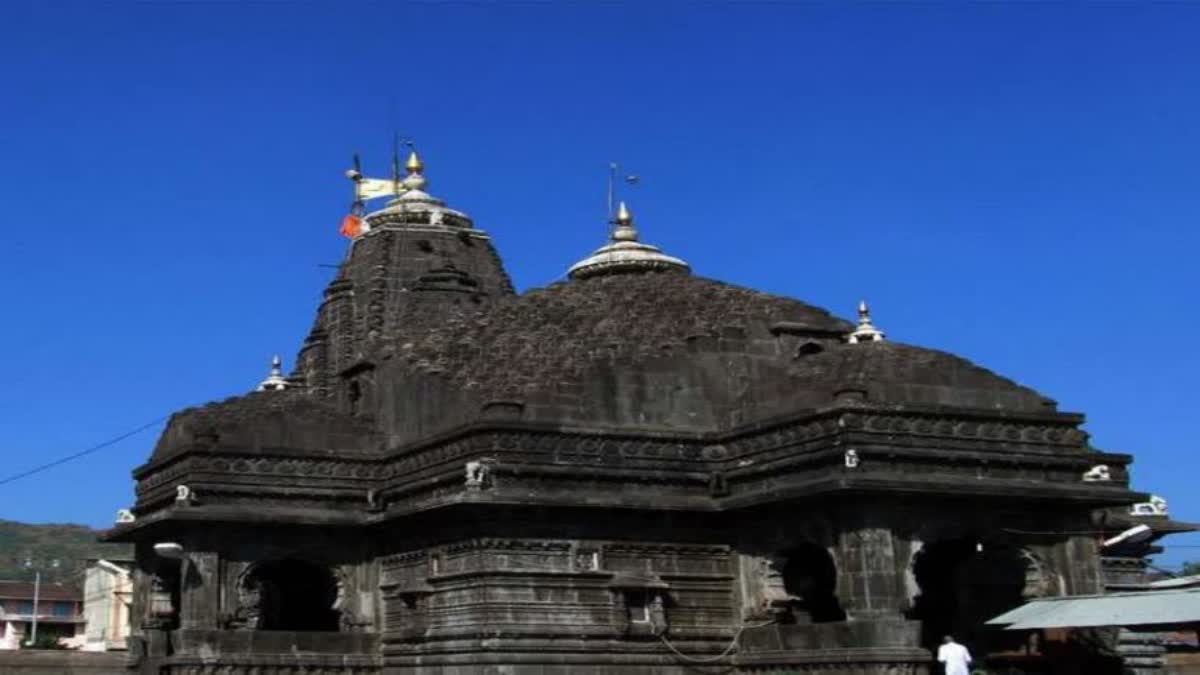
[568,202,690,279]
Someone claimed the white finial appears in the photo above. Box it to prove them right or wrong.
[848,300,886,344]
[256,355,289,391]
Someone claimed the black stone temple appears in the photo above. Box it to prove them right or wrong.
[108,151,1162,675]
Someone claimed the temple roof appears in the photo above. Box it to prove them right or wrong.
[376,270,1053,432]
[147,151,1062,460]
[792,340,1052,411]
[151,390,379,461]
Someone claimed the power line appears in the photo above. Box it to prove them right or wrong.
[0,415,169,488]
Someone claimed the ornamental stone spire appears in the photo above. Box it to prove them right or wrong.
[847,300,886,343]
[567,201,690,280]
[297,146,515,396]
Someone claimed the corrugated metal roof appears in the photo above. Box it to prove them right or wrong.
[987,588,1200,629]
[1149,574,1200,589]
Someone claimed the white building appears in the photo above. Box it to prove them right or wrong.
[0,579,84,649]
[80,558,132,651]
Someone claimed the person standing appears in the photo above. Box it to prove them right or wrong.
[937,635,973,675]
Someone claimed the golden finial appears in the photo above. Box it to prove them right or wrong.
[406,150,424,174]
[616,201,633,226]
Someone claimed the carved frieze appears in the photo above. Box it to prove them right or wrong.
[132,406,1127,520]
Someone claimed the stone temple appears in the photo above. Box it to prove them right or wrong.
[109,151,1158,674]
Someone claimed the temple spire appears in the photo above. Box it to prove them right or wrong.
[256,355,289,392]
[848,300,886,343]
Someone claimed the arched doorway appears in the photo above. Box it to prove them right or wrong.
[245,560,341,631]
[909,539,1032,654]
[780,542,846,623]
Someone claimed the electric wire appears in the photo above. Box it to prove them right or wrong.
[0,415,169,488]
[658,620,776,665]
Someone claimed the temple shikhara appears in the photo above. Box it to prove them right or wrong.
[108,149,1184,674]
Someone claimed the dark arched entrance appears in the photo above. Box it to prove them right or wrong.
[909,539,1029,654]
[780,542,846,623]
[248,559,340,631]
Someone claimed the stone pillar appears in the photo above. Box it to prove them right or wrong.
[838,527,905,619]
[179,551,220,630]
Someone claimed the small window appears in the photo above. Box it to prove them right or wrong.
[417,240,433,253]
[347,380,362,415]
[796,342,824,358]
[626,591,651,623]
[53,602,74,617]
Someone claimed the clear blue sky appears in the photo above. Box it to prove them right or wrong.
[1,3,1197,568]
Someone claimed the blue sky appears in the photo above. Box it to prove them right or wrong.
[1,3,1197,567]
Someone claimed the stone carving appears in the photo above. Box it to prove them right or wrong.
[752,556,798,620]
[1130,494,1169,516]
[708,472,729,496]
[225,572,262,630]
[464,459,492,490]
[844,449,860,468]
[116,509,136,524]
[146,574,176,628]
[1083,464,1112,482]
[175,484,196,504]
[648,593,668,636]
[574,548,601,571]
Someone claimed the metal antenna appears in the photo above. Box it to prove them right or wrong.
[607,162,618,224]
[607,162,641,232]
[391,132,401,196]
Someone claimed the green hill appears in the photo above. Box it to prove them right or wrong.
[0,519,132,584]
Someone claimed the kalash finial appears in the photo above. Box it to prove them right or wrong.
[406,149,424,175]
[848,300,886,344]
[256,355,289,392]
[613,201,638,242]
[400,147,428,192]
[616,201,633,226]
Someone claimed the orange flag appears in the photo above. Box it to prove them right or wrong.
[340,213,363,238]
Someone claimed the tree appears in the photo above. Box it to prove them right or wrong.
[25,631,68,650]
[1183,561,1200,576]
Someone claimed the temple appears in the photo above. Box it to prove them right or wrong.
[109,150,1168,674]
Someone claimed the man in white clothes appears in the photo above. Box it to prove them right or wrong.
[937,635,972,675]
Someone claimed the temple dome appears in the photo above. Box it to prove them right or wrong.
[375,271,1054,438]
[790,340,1053,412]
